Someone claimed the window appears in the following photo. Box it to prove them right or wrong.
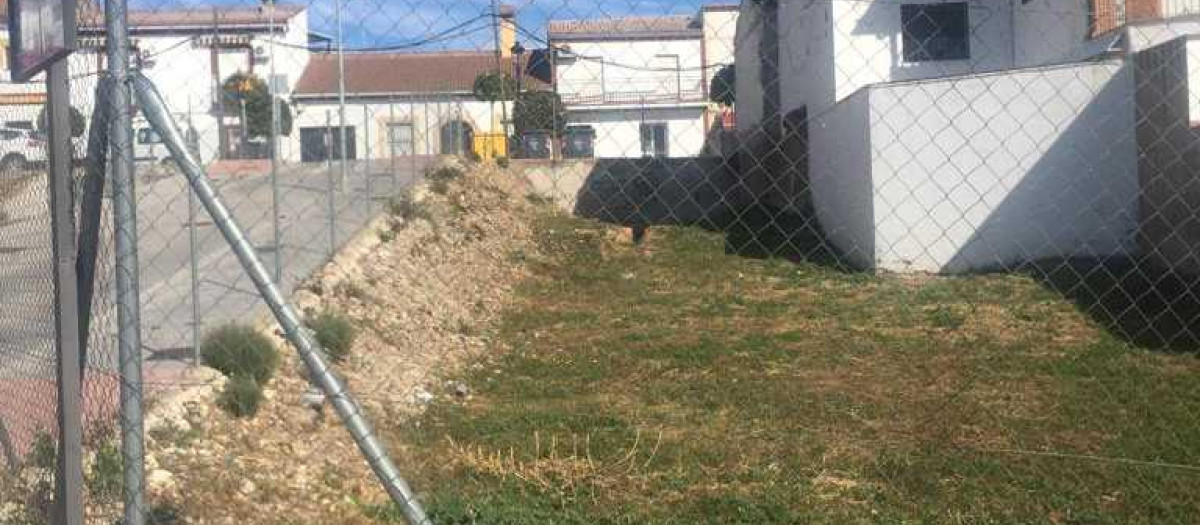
[564,126,595,158]
[640,123,668,158]
[5,121,32,131]
[386,122,414,156]
[901,3,970,62]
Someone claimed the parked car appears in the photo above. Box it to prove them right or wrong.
[0,127,47,174]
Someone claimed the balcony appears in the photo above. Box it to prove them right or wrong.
[558,76,706,107]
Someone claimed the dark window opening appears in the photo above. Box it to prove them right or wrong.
[901,3,970,62]
[640,123,668,158]
[564,126,595,158]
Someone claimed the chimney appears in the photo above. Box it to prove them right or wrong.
[498,4,517,59]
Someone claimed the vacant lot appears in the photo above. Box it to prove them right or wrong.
[390,215,1200,524]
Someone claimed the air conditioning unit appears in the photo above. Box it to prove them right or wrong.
[253,46,271,65]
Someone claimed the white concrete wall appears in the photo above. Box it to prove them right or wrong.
[288,97,504,163]
[703,9,740,70]
[734,0,765,129]
[862,61,1138,272]
[830,0,1015,105]
[567,105,707,158]
[780,0,835,117]
[1127,18,1200,52]
[1013,0,1092,66]
[809,87,875,268]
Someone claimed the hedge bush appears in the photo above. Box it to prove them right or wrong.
[308,310,357,363]
[218,375,263,418]
[200,325,280,385]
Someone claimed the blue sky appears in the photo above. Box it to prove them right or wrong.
[132,0,718,51]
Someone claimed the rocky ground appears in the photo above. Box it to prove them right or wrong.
[0,159,545,524]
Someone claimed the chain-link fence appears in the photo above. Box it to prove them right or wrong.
[5,0,1200,522]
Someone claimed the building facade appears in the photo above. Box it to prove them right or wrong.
[733,0,1200,273]
[548,5,738,159]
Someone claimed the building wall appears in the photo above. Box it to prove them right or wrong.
[734,0,765,129]
[809,87,875,269]
[1135,36,1200,275]
[1013,0,1093,66]
[556,37,706,105]
[863,61,1137,272]
[566,105,707,158]
[287,96,504,163]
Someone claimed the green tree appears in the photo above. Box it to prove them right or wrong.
[36,105,87,138]
[472,71,518,103]
[221,73,293,137]
[513,90,566,136]
[710,64,736,107]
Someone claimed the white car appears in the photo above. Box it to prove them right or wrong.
[0,127,47,174]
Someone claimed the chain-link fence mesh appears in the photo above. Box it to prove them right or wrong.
[6,0,1200,522]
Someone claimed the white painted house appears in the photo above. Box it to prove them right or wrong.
[65,4,312,164]
[548,5,738,159]
[736,0,1200,273]
[287,50,534,164]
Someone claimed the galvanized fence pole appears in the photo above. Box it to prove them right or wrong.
[326,110,336,257]
[134,73,432,525]
[267,0,283,284]
[389,97,397,191]
[106,0,147,520]
[188,186,201,365]
[365,105,373,218]
[47,58,85,525]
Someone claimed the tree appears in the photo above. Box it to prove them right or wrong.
[37,105,87,138]
[221,73,293,137]
[513,90,566,136]
[472,71,518,103]
[710,64,736,107]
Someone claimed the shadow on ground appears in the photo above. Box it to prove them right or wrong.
[571,157,849,270]
[570,157,1200,351]
[1020,257,1200,350]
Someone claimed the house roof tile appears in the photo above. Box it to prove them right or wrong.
[548,15,701,41]
[293,51,547,97]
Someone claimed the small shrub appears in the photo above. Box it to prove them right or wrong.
[387,193,433,223]
[88,441,123,499]
[308,310,358,363]
[200,325,280,385]
[147,501,183,525]
[928,305,966,330]
[378,228,396,243]
[27,430,56,470]
[218,375,264,418]
[496,156,510,169]
[426,166,463,195]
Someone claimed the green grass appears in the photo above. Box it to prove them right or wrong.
[391,215,1200,524]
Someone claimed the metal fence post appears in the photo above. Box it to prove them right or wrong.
[267,0,283,284]
[389,97,397,191]
[327,110,336,257]
[365,105,373,218]
[188,186,201,365]
[106,0,147,521]
[47,58,85,525]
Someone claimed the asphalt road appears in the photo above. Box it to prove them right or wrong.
[0,157,433,382]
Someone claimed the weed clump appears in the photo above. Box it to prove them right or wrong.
[308,310,358,363]
[218,375,264,418]
[426,166,463,195]
[200,324,280,385]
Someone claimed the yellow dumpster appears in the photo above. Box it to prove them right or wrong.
[472,133,508,159]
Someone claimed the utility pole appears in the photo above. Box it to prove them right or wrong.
[490,0,509,141]
[336,0,349,189]
[267,0,283,283]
